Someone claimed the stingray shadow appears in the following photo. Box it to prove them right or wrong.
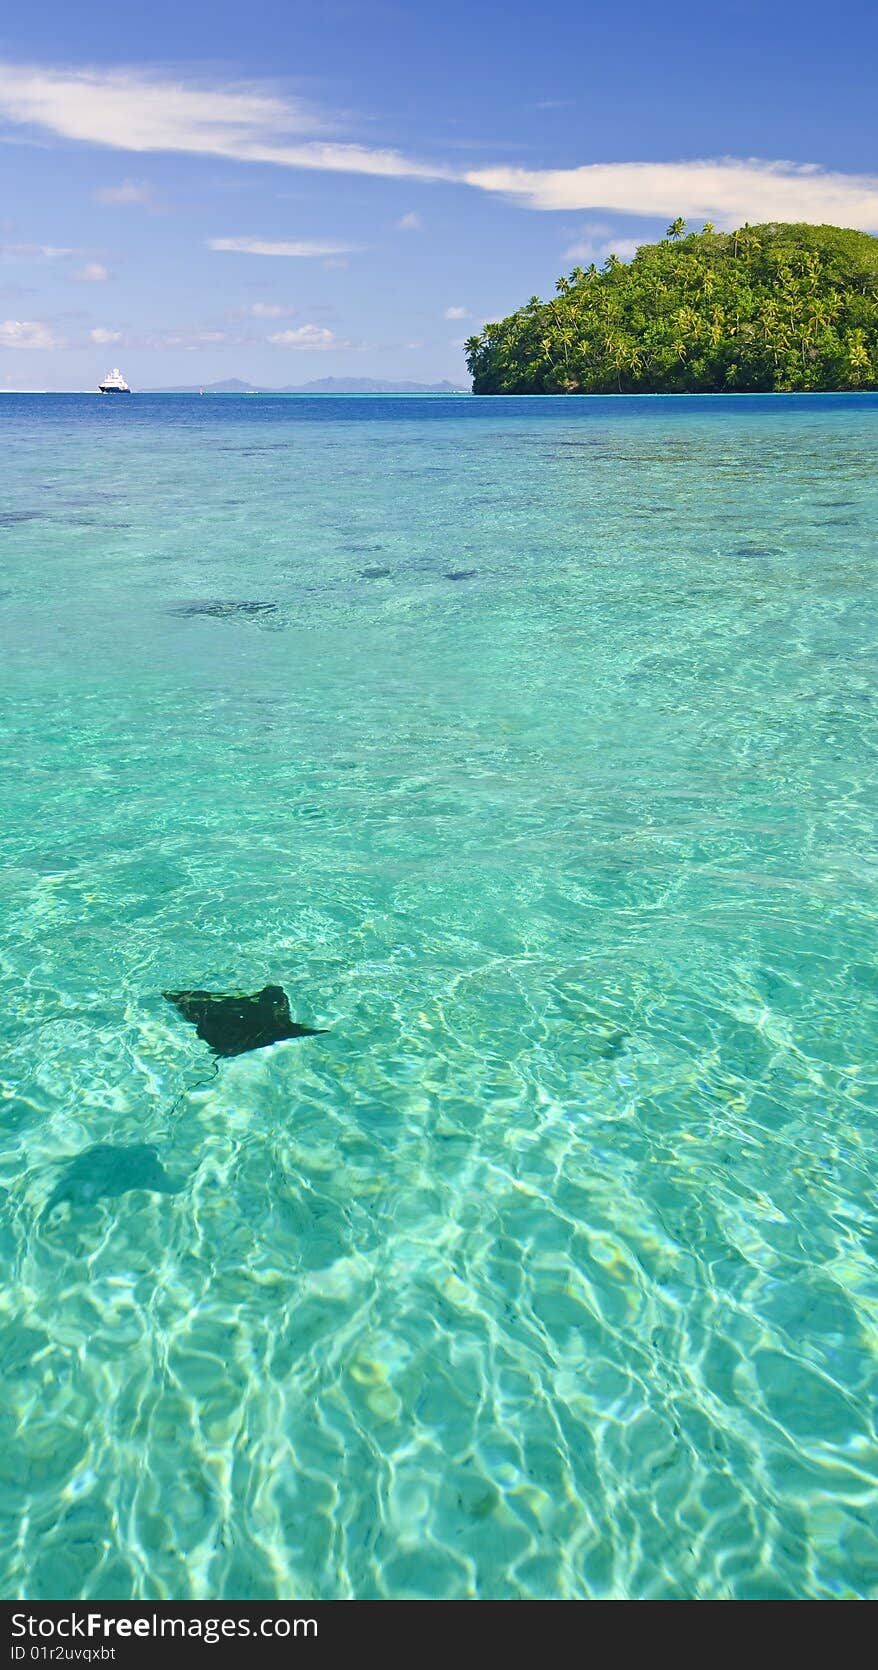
[43,1143,178,1219]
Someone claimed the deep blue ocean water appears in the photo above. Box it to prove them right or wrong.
[1,391,877,1598]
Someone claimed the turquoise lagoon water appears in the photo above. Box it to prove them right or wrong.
[1,391,877,1600]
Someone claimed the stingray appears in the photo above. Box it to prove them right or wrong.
[360,566,392,580]
[44,1143,178,1217]
[169,600,278,620]
[163,984,326,1058]
[444,570,478,581]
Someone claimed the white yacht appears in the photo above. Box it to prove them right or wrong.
[98,367,131,394]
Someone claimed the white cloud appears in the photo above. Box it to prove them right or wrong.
[208,236,354,258]
[443,305,468,319]
[463,158,878,229]
[74,261,109,281]
[0,62,449,181]
[396,212,421,229]
[94,178,153,205]
[90,326,122,343]
[0,317,61,347]
[267,324,341,349]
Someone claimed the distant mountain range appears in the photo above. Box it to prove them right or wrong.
[148,376,469,395]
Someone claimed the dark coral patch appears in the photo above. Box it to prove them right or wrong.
[163,984,326,1057]
[444,570,478,581]
[168,600,278,619]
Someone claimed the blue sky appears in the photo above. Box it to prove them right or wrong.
[1,0,876,387]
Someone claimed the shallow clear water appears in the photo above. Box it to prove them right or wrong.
[1,392,877,1600]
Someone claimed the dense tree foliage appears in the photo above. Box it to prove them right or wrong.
[465,222,878,393]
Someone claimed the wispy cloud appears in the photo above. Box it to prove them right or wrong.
[94,178,154,205]
[0,241,76,260]
[1,244,114,282]
[562,233,640,265]
[396,212,421,229]
[443,305,468,319]
[239,301,295,318]
[132,327,239,350]
[90,326,121,343]
[0,317,61,347]
[0,62,449,181]
[267,324,347,350]
[2,63,878,230]
[164,329,231,345]
[568,220,612,239]
[208,236,355,258]
[463,158,878,228]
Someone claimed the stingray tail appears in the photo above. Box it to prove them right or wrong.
[157,1057,221,1139]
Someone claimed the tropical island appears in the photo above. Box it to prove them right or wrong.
[465,220,878,393]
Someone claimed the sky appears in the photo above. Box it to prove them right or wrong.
[1,0,877,388]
